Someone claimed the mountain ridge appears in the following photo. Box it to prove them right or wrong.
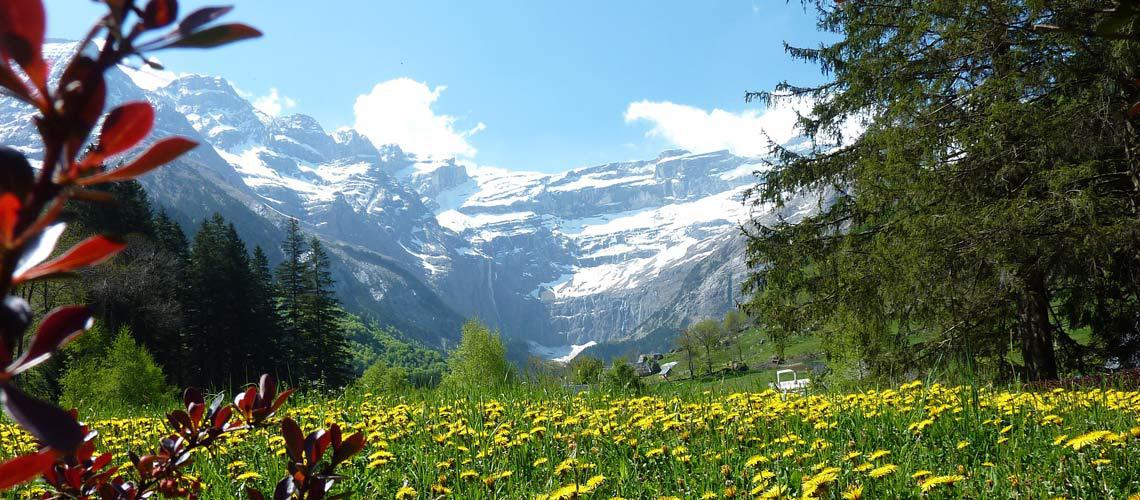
[0,43,815,358]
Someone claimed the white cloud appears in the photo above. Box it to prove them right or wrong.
[353,78,484,160]
[252,88,298,117]
[623,99,808,157]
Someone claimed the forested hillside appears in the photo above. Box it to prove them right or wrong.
[16,181,444,405]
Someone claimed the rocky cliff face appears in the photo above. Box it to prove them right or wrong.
[0,43,811,356]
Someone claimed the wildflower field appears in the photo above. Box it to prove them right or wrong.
[2,381,1140,499]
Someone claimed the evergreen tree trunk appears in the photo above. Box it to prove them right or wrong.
[1017,269,1058,381]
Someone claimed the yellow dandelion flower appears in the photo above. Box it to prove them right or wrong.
[758,484,787,499]
[746,454,769,468]
[233,471,261,482]
[395,485,417,499]
[1067,430,1114,451]
[870,464,898,478]
[868,449,891,460]
[842,484,864,500]
[752,470,776,484]
[483,470,512,486]
[920,474,966,493]
[585,474,605,490]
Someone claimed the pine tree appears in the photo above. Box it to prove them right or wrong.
[184,214,262,387]
[743,1,1140,381]
[184,216,227,385]
[221,222,255,382]
[64,180,155,238]
[300,238,350,386]
[249,246,283,376]
[153,208,189,258]
[274,218,308,381]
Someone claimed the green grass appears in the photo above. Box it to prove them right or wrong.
[651,330,823,388]
[4,379,1140,499]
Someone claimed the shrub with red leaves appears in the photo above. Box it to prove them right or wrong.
[0,0,262,495]
[247,418,366,500]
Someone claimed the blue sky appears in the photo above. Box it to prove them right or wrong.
[45,1,829,172]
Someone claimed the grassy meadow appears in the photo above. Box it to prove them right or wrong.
[3,379,1140,499]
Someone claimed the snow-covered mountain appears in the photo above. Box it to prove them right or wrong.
[0,43,823,356]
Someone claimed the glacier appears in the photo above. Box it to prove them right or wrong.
[0,42,827,356]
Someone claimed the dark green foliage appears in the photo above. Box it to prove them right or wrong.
[743,0,1140,381]
[299,238,351,387]
[152,207,189,258]
[248,245,283,370]
[63,180,156,238]
[33,185,355,392]
[569,356,604,385]
[269,222,352,387]
[602,357,642,392]
[61,184,186,383]
[183,215,271,386]
[275,218,308,357]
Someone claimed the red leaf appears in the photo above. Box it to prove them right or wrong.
[142,0,178,29]
[331,432,365,467]
[187,402,205,427]
[1,384,84,452]
[1129,101,1140,119]
[234,386,257,412]
[167,23,262,49]
[273,476,294,500]
[0,449,54,490]
[167,410,193,433]
[91,452,112,472]
[15,235,125,283]
[328,423,341,448]
[271,388,294,413]
[304,429,329,466]
[0,193,19,246]
[178,6,233,33]
[0,63,33,105]
[212,405,233,429]
[183,387,204,407]
[57,56,106,154]
[259,373,276,401]
[0,0,48,88]
[85,102,155,166]
[281,418,303,462]
[76,137,197,185]
[8,305,92,374]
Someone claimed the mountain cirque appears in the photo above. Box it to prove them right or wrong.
[0,43,822,357]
